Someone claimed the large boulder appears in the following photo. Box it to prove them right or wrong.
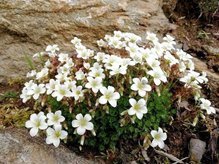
[0,0,175,82]
[0,128,96,164]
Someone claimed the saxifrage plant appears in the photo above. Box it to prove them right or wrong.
[20,31,216,151]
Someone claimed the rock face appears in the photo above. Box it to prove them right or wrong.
[0,128,95,164]
[0,0,174,82]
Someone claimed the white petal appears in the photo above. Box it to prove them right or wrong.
[53,138,60,147]
[109,100,117,107]
[133,78,139,84]
[60,130,68,139]
[150,139,158,147]
[131,84,138,91]
[99,96,107,105]
[150,130,157,138]
[136,112,143,119]
[113,92,120,99]
[25,120,34,128]
[85,122,94,130]
[47,113,53,119]
[138,90,145,97]
[76,114,83,120]
[30,114,37,121]
[154,78,161,86]
[76,127,86,135]
[108,86,115,92]
[100,87,107,94]
[39,122,48,130]
[84,114,92,121]
[128,108,136,115]
[55,110,62,115]
[158,141,165,149]
[161,133,167,140]
[129,98,136,106]
[46,127,54,136]
[30,128,39,137]
[46,136,53,144]
[72,120,79,127]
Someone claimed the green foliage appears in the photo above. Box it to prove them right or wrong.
[47,88,175,151]
[0,91,18,101]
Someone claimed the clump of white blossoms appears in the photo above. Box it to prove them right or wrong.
[22,31,216,150]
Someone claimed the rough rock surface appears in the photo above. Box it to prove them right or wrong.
[0,128,95,164]
[0,0,175,82]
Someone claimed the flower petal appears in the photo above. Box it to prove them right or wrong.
[150,139,158,147]
[72,120,80,127]
[85,122,94,130]
[76,114,83,120]
[30,128,39,137]
[84,114,92,121]
[99,96,107,105]
[129,98,136,106]
[76,127,86,135]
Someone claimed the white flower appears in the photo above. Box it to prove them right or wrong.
[163,34,175,44]
[97,39,107,47]
[52,83,72,101]
[147,68,167,86]
[46,79,60,95]
[128,98,147,119]
[83,62,90,69]
[46,125,68,147]
[72,114,94,135]
[33,52,45,58]
[103,55,121,69]
[47,110,65,126]
[99,86,120,107]
[20,88,31,103]
[88,68,105,79]
[150,127,167,149]
[26,70,36,78]
[65,58,74,68]
[75,69,86,80]
[57,65,70,75]
[25,112,48,137]
[77,48,94,59]
[109,65,127,76]
[199,98,216,114]
[94,52,106,62]
[146,58,160,69]
[146,32,159,43]
[55,73,70,82]
[72,86,84,101]
[71,37,81,45]
[27,83,46,100]
[45,59,51,68]
[85,77,103,93]
[36,68,49,80]
[108,36,124,49]
[164,51,179,66]
[114,30,123,39]
[131,77,152,97]
[46,44,60,54]
[64,80,76,91]
[124,32,141,43]
[58,53,69,63]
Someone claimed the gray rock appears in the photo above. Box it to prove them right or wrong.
[189,138,206,163]
[0,128,96,164]
[202,45,219,56]
[0,0,175,82]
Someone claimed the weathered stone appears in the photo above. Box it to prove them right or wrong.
[0,0,175,82]
[189,138,206,163]
[0,128,95,164]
